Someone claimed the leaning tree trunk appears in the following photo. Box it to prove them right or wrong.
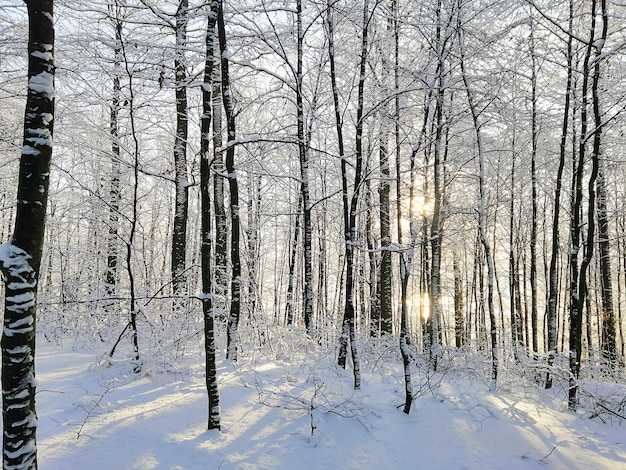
[199,0,221,430]
[0,1,54,468]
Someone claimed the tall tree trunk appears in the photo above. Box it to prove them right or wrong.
[200,0,221,430]
[108,8,140,365]
[377,129,392,336]
[337,0,370,390]
[106,6,122,300]
[374,5,394,337]
[458,6,497,388]
[285,193,302,326]
[0,1,54,467]
[529,23,539,359]
[427,0,450,369]
[593,0,615,371]
[171,0,189,295]
[296,0,314,334]
[546,1,573,390]
[218,1,241,362]
[570,0,598,411]
[212,29,228,320]
[509,138,524,360]
[246,173,262,321]
[454,252,465,348]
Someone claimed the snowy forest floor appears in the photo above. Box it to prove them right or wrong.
[28,331,626,469]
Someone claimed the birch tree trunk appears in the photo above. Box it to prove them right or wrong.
[212,29,228,320]
[106,4,122,301]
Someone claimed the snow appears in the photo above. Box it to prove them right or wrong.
[31,50,53,61]
[28,71,55,96]
[21,145,40,156]
[24,338,626,470]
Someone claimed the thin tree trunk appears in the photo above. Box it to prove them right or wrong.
[296,0,314,334]
[509,138,523,360]
[546,1,573,390]
[106,6,122,300]
[218,1,241,362]
[454,252,464,348]
[336,0,370,391]
[458,8,497,389]
[378,129,392,335]
[116,10,140,365]
[285,193,302,326]
[529,23,539,359]
[171,0,189,295]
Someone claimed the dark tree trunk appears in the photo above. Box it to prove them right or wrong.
[171,0,189,295]
[296,0,313,334]
[218,1,241,362]
[378,129,393,336]
[570,0,598,410]
[593,0,616,371]
[336,0,369,390]
[285,194,301,326]
[546,2,573,390]
[199,0,221,431]
[0,1,55,467]
[529,23,539,359]
[454,252,465,348]
[458,6,497,388]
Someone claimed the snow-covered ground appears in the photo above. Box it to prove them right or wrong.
[32,336,626,469]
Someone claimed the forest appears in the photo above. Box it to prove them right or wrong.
[1,0,626,468]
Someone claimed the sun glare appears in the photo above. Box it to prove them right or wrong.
[412,195,434,217]
[421,292,431,321]
[410,292,431,321]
